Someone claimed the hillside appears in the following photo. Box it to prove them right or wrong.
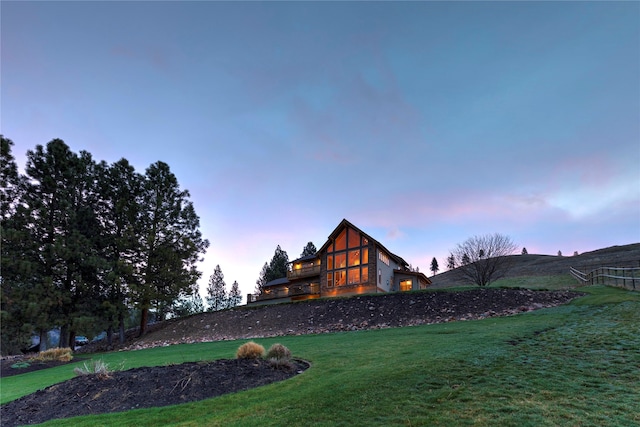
[430,243,640,288]
[76,243,638,354]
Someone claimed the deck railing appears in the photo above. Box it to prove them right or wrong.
[570,266,640,290]
[248,282,321,303]
[287,265,321,280]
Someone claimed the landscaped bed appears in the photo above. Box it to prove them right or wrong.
[1,287,588,426]
[1,358,308,427]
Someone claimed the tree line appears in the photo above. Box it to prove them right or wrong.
[0,137,212,355]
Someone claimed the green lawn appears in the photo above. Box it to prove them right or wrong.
[2,284,639,426]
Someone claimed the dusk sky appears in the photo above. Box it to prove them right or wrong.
[3,1,639,302]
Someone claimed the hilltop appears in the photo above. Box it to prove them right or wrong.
[430,243,640,288]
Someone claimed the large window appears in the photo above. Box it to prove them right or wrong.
[400,279,412,292]
[325,227,369,288]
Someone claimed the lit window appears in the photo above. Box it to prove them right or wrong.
[335,252,347,269]
[335,229,347,251]
[348,267,361,284]
[400,279,412,292]
[325,226,370,289]
[348,228,360,249]
[334,270,346,287]
[348,249,360,267]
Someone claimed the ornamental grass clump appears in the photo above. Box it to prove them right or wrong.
[266,343,291,361]
[266,343,293,369]
[31,347,73,362]
[73,359,114,380]
[236,341,265,359]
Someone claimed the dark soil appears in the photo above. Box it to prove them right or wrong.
[2,288,583,426]
[1,358,308,427]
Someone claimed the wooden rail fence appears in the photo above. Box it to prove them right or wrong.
[570,266,640,290]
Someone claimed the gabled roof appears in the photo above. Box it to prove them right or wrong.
[264,277,289,288]
[393,269,432,285]
[289,254,318,264]
[317,219,409,268]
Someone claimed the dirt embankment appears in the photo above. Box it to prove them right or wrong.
[117,288,581,352]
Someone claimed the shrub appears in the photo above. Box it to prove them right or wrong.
[73,359,114,379]
[266,343,291,361]
[10,361,30,369]
[31,347,73,362]
[265,343,293,369]
[236,341,265,359]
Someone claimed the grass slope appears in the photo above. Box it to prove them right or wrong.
[431,243,640,288]
[1,285,639,426]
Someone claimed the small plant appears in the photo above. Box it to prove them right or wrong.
[73,359,114,379]
[31,347,73,362]
[266,343,291,361]
[10,361,31,369]
[266,343,294,369]
[236,341,265,359]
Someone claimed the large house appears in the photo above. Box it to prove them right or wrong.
[247,219,431,305]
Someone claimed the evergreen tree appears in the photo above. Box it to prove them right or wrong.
[206,265,227,311]
[228,280,242,308]
[461,253,470,265]
[0,136,20,219]
[446,253,456,270]
[301,242,317,257]
[265,245,289,283]
[255,262,269,295]
[173,288,205,317]
[1,136,38,354]
[97,158,144,345]
[21,140,104,348]
[135,161,209,335]
[430,257,439,276]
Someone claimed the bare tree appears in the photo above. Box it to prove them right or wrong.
[450,233,517,287]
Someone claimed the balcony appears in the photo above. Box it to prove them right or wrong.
[287,264,321,280]
[249,282,320,304]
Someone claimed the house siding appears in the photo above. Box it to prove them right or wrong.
[376,246,397,292]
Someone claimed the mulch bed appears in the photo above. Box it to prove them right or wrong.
[1,358,308,427]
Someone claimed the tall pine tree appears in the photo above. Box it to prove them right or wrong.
[228,280,242,308]
[135,161,209,335]
[97,158,145,345]
[301,242,317,257]
[265,245,289,283]
[22,140,103,348]
[206,265,227,311]
[255,262,269,296]
[1,136,38,354]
